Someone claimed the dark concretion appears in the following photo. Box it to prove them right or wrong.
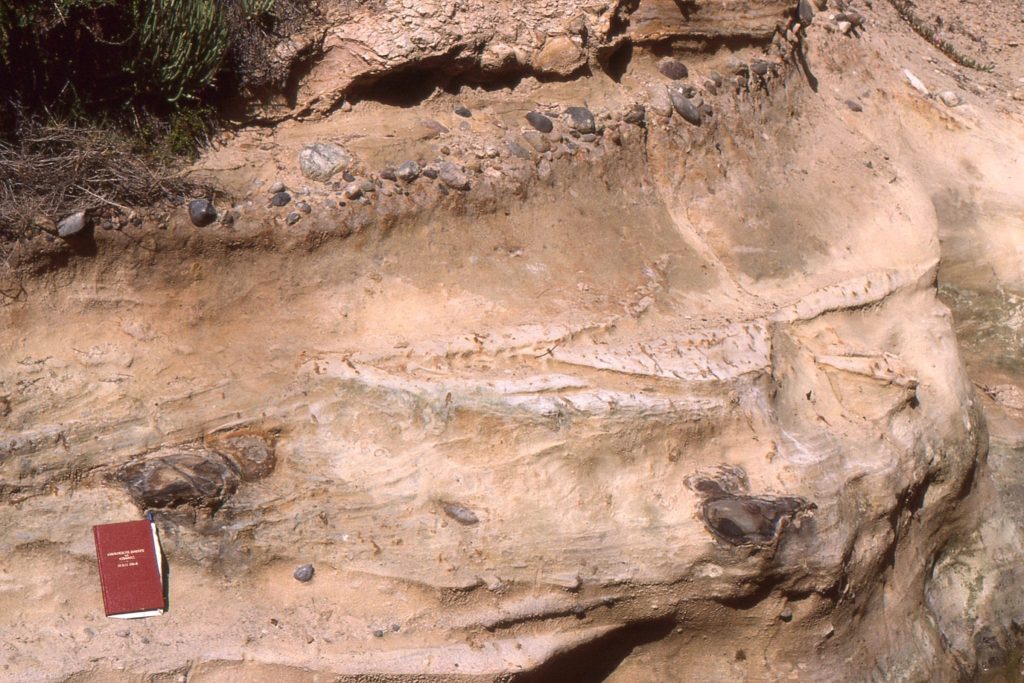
[116,429,277,510]
[687,465,813,546]
[117,451,239,510]
[703,495,807,545]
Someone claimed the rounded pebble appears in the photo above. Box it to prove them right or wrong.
[270,192,291,207]
[57,211,90,237]
[657,58,689,80]
[669,89,702,125]
[293,564,315,582]
[565,106,596,134]
[443,502,479,525]
[438,162,471,191]
[188,200,217,227]
[526,111,554,133]
[938,90,962,107]
[396,160,421,182]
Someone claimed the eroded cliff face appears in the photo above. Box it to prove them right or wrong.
[2,0,1024,680]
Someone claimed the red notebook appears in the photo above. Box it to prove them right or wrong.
[92,519,166,618]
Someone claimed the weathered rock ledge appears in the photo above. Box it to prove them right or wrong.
[4,0,1024,679]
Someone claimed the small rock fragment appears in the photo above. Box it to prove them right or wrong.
[522,130,551,153]
[938,90,962,107]
[187,200,217,228]
[549,572,582,591]
[286,212,301,225]
[646,83,673,118]
[657,57,689,80]
[298,142,352,182]
[416,119,449,139]
[454,105,472,117]
[270,192,291,207]
[669,89,702,125]
[798,0,814,24]
[538,159,554,182]
[373,629,385,638]
[526,111,554,133]
[268,181,286,194]
[903,69,929,96]
[205,429,277,482]
[837,20,853,34]
[750,60,770,77]
[836,10,865,27]
[845,99,863,112]
[57,211,90,237]
[422,166,439,179]
[396,160,421,182]
[344,183,363,199]
[565,106,596,133]
[507,141,532,159]
[380,167,397,181]
[293,564,315,582]
[443,502,479,525]
[780,607,794,622]
[623,104,646,125]
[296,201,311,214]
[533,35,585,76]
[438,162,471,191]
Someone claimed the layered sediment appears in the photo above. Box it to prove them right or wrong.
[2,0,1024,679]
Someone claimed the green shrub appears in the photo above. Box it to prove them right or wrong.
[0,0,278,127]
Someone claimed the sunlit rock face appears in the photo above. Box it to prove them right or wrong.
[2,0,1023,678]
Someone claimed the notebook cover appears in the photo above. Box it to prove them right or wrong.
[92,520,165,617]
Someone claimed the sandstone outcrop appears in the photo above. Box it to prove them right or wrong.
[2,0,1024,679]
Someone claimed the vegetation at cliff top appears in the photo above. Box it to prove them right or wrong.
[0,0,307,140]
[0,0,293,240]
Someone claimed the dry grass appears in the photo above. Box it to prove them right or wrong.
[0,122,197,241]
